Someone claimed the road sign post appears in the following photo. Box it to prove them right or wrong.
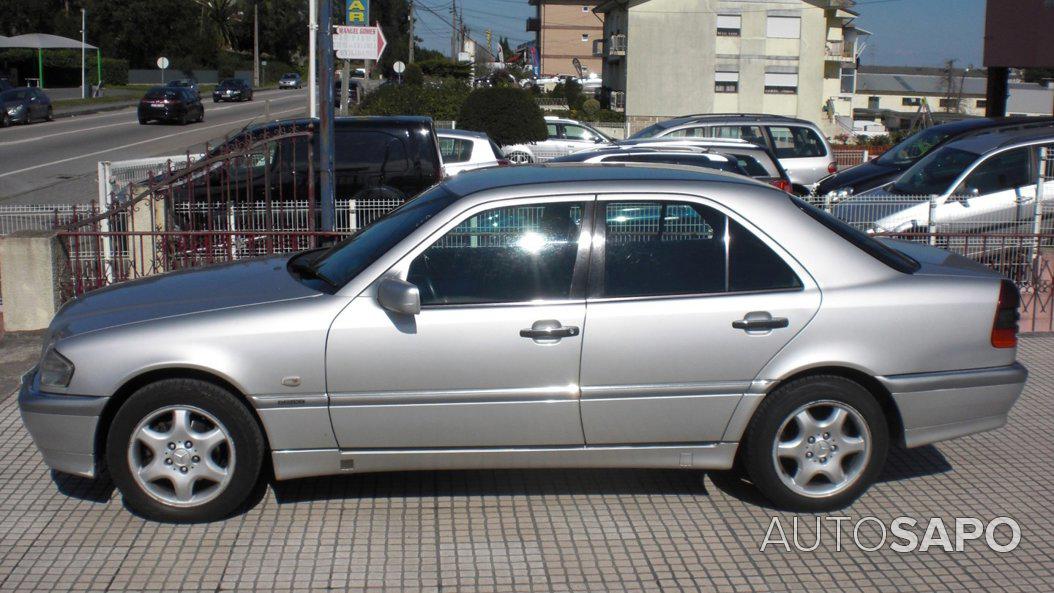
[157,57,169,84]
[333,25,387,61]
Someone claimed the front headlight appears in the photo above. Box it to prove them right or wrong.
[39,345,75,388]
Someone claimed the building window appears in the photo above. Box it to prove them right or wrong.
[764,72,798,94]
[977,99,988,108]
[840,67,856,94]
[868,96,880,110]
[939,98,960,109]
[581,33,589,42]
[716,14,742,37]
[766,16,801,39]
[715,71,739,93]
[902,97,922,106]
[582,5,589,11]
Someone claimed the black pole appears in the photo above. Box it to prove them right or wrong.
[986,66,1009,118]
[318,0,336,232]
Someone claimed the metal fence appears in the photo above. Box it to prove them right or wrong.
[98,154,204,205]
[0,204,84,235]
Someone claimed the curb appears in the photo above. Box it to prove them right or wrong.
[53,101,138,119]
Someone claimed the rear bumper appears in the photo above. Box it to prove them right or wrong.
[17,369,106,478]
[880,363,1027,448]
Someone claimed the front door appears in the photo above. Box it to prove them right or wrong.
[579,196,821,445]
[943,146,1041,231]
[326,196,594,448]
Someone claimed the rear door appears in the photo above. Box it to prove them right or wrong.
[579,195,821,445]
[765,125,831,186]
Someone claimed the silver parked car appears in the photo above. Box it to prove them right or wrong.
[502,116,614,163]
[438,129,510,176]
[628,114,837,191]
[840,127,1054,234]
[20,165,1026,522]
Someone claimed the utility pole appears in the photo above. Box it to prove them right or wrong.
[80,8,86,99]
[450,1,458,61]
[408,0,415,63]
[309,0,318,118]
[253,2,260,87]
[319,0,336,232]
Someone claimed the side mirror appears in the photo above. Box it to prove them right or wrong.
[377,277,421,315]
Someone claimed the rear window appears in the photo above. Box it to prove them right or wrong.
[769,126,827,158]
[790,197,920,274]
[727,153,776,177]
[144,89,178,100]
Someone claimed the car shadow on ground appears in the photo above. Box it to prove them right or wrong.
[51,470,115,504]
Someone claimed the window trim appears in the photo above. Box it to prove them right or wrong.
[588,194,807,301]
[387,194,597,309]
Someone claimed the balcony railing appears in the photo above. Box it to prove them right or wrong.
[825,41,854,61]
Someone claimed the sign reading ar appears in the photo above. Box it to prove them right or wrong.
[347,0,369,25]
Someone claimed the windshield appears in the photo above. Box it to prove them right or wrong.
[877,126,955,167]
[311,185,461,287]
[892,147,978,195]
[629,122,672,139]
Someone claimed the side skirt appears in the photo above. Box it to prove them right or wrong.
[271,443,739,481]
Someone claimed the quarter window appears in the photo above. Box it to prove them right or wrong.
[768,125,827,158]
[600,201,800,298]
[408,202,585,306]
[439,137,474,163]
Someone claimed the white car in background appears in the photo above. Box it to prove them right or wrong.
[502,116,614,164]
[437,129,509,176]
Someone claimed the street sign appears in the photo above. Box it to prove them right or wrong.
[346,0,369,25]
[333,25,387,61]
[156,57,169,69]
[392,61,405,74]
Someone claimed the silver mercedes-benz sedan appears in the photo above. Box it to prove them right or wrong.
[19,165,1027,522]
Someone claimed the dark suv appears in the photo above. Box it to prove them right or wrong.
[185,117,443,220]
[816,116,1054,196]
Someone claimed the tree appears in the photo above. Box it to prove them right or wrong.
[193,0,244,50]
[458,87,548,146]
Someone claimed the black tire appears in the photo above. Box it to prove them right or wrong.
[213,97,219,103]
[106,379,265,522]
[45,106,53,121]
[2,112,10,127]
[139,118,149,125]
[741,375,888,512]
[179,112,189,125]
[198,108,205,122]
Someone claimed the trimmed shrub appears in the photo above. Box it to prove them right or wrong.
[417,59,471,80]
[356,78,471,121]
[404,63,424,86]
[458,86,548,146]
[581,98,601,118]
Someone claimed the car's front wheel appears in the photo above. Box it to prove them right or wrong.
[741,375,888,512]
[106,379,265,522]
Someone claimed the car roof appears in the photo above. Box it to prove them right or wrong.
[552,147,730,162]
[437,129,491,140]
[441,162,760,196]
[652,113,817,129]
[928,116,1054,137]
[943,125,1054,154]
[241,116,435,137]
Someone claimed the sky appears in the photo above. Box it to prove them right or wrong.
[414,0,988,69]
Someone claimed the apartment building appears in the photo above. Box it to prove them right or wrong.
[527,1,605,77]
[593,0,865,136]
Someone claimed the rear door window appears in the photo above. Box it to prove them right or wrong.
[767,126,827,158]
[710,125,767,146]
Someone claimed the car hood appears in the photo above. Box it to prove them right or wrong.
[48,254,319,341]
[815,160,901,196]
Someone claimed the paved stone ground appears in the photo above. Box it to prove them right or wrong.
[0,335,1051,592]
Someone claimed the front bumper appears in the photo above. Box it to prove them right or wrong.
[880,363,1028,448]
[18,369,106,478]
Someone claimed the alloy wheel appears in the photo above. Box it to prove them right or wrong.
[771,400,870,498]
[126,405,235,507]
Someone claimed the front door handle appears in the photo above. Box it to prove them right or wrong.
[732,311,789,332]
[520,319,580,341]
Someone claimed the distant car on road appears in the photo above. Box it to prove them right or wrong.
[438,129,509,176]
[166,79,199,97]
[629,114,836,192]
[138,87,204,125]
[835,126,1054,234]
[278,72,302,89]
[1,86,52,127]
[20,164,1027,521]
[502,116,614,164]
[815,117,1054,197]
[213,78,253,103]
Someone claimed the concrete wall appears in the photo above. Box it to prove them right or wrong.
[128,69,253,85]
[539,1,604,76]
[0,232,65,332]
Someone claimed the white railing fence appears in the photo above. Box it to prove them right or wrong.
[98,154,204,205]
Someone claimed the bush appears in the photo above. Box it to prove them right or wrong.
[458,86,548,146]
[581,98,601,118]
[403,63,424,86]
[417,58,471,80]
[356,78,471,121]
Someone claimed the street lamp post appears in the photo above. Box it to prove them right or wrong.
[318,0,336,232]
[81,8,86,99]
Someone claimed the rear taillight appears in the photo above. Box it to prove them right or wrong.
[497,159,511,167]
[770,179,792,193]
[991,280,1020,349]
[828,161,838,175]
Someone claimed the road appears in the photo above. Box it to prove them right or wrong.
[0,88,309,206]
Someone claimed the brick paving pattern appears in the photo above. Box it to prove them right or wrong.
[0,337,1052,592]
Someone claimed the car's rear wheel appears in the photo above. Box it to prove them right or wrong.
[106,379,264,522]
[138,117,149,125]
[2,112,10,127]
[505,151,533,165]
[45,106,53,121]
[741,375,888,512]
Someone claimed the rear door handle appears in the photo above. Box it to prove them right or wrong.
[520,319,580,341]
[732,311,789,332]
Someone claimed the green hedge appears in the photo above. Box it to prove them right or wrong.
[458,87,548,146]
[356,79,471,121]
